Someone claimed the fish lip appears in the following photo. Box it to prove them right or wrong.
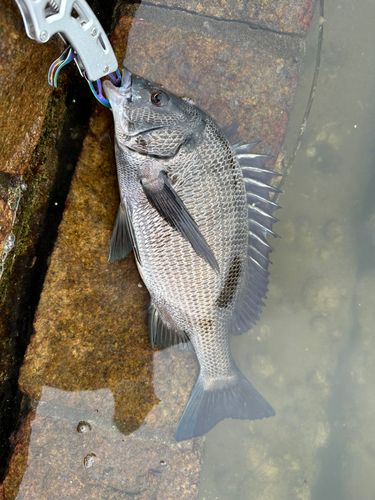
[103,79,131,108]
[121,67,132,89]
[103,68,132,107]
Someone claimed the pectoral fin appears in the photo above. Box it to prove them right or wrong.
[141,171,219,273]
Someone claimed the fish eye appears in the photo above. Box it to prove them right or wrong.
[151,91,169,107]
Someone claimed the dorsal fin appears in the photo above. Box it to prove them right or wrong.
[221,123,239,144]
[231,143,281,335]
[234,142,260,154]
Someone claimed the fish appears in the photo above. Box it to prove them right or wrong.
[103,68,280,441]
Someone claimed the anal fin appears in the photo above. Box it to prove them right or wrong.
[148,304,192,351]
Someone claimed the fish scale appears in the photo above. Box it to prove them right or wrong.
[104,69,279,440]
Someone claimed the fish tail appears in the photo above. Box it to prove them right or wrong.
[175,368,275,441]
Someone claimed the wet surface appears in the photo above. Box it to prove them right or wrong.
[18,105,157,422]
[0,0,61,255]
[5,101,202,497]
[0,0,62,176]
[123,2,305,159]
[143,0,315,35]
[7,1,375,497]
[198,1,375,499]
[3,387,201,499]
[1,0,318,498]
[0,0,93,480]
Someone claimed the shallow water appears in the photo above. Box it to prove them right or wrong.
[199,0,375,499]
[6,0,375,498]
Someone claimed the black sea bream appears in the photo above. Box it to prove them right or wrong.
[104,69,279,441]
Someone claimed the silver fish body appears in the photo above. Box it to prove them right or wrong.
[104,69,279,440]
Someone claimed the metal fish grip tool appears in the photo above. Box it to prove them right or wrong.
[14,0,122,107]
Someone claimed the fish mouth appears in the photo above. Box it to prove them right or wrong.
[103,68,135,134]
[104,68,170,138]
[103,67,132,107]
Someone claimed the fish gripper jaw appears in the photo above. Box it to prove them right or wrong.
[48,45,122,108]
[83,69,123,108]
[14,0,118,82]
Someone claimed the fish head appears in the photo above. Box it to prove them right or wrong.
[103,68,205,157]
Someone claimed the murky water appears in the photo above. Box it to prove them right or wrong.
[199,0,375,499]
[5,0,375,498]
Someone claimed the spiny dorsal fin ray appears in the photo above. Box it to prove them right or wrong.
[249,245,272,267]
[241,164,280,175]
[248,205,279,223]
[245,183,280,205]
[237,153,272,160]
[248,219,280,239]
[221,123,240,143]
[247,192,280,212]
[248,219,279,238]
[236,141,281,191]
[242,166,280,185]
[249,255,268,271]
[249,229,274,250]
[234,142,260,154]
[243,177,281,193]
[248,208,278,232]
[230,141,281,336]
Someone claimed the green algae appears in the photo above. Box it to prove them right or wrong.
[0,85,67,290]
[0,89,66,388]
[0,60,93,481]
[18,102,160,429]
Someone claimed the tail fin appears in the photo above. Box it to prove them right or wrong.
[175,369,275,441]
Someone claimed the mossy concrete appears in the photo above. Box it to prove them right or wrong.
[0,0,62,253]
[0,0,70,468]
[0,0,94,481]
[0,0,62,176]
[9,101,202,499]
